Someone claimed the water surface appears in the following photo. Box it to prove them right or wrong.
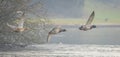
[50,25,120,45]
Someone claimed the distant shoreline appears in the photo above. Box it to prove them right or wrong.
[50,19,120,26]
[47,23,120,28]
[53,23,120,26]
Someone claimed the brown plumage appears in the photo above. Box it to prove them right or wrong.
[79,11,96,31]
[7,18,28,32]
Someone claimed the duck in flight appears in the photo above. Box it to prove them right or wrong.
[7,11,28,32]
[79,11,96,31]
[47,26,66,42]
[7,18,28,32]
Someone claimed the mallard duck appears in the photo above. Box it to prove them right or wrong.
[47,26,66,42]
[79,11,96,31]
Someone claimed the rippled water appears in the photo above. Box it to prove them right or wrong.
[0,44,120,57]
[0,25,120,57]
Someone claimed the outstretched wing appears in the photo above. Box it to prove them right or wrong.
[7,23,17,30]
[85,11,95,25]
[49,26,61,34]
[47,34,51,43]
[18,18,24,28]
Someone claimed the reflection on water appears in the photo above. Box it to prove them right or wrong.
[50,25,120,45]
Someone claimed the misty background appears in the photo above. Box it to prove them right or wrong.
[0,0,120,46]
[41,0,120,20]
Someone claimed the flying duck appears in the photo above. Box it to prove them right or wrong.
[7,11,28,32]
[79,11,96,31]
[47,26,66,42]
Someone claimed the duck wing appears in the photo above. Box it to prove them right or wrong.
[85,11,95,25]
[7,23,17,30]
[47,34,51,42]
[50,26,61,34]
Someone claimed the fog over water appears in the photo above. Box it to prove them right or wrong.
[40,0,120,19]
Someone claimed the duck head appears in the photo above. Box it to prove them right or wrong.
[91,25,96,28]
[79,26,83,30]
[60,29,66,32]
